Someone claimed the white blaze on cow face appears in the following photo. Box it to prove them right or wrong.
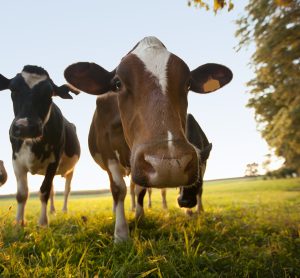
[167,130,175,154]
[132,36,170,95]
[21,71,47,89]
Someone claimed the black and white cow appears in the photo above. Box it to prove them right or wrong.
[0,65,80,225]
[178,114,212,214]
[0,160,8,186]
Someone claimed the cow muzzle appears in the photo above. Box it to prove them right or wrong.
[131,140,199,188]
[10,118,43,139]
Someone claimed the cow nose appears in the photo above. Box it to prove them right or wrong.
[177,186,198,208]
[11,118,43,139]
[177,196,197,208]
[11,118,29,138]
[144,153,193,179]
[131,141,199,188]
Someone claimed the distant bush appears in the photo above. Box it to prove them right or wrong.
[264,167,298,179]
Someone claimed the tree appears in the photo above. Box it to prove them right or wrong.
[187,0,294,12]
[245,162,259,176]
[187,0,234,12]
[236,0,300,174]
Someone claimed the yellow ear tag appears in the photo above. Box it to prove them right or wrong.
[203,77,220,93]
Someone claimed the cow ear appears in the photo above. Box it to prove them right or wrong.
[64,62,115,95]
[190,63,233,94]
[53,84,80,99]
[0,74,10,91]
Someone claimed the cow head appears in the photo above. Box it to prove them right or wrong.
[0,65,79,140]
[64,36,232,188]
[0,160,7,186]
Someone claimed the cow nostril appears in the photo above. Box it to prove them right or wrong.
[177,195,197,208]
[141,155,155,174]
[12,125,22,137]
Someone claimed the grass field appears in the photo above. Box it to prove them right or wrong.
[0,178,299,277]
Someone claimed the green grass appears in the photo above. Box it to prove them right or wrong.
[0,178,299,277]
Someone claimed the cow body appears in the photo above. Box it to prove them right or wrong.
[0,160,7,186]
[65,36,232,241]
[178,114,212,214]
[0,65,80,225]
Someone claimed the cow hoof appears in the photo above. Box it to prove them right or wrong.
[135,211,144,222]
[39,218,48,227]
[114,233,129,243]
[50,208,56,214]
[15,219,26,226]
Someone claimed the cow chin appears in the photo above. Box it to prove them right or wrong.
[131,164,199,188]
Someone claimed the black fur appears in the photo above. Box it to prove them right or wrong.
[177,114,212,209]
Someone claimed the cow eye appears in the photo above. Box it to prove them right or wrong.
[113,79,122,92]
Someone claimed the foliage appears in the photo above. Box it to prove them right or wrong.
[245,162,259,176]
[236,0,300,174]
[265,166,298,179]
[187,0,295,12]
[187,0,234,12]
[1,178,300,277]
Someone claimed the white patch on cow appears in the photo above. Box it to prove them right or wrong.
[14,141,55,175]
[108,159,126,186]
[114,200,128,242]
[167,130,175,155]
[107,159,129,242]
[132,36,170,94]
[13,165,28,224]
[39,201,48,226]
[21,71,47,89]
[15,118,29,127]
[62,171,73,212]
[114,150,120,161]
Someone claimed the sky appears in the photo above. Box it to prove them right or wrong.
[0,0,275,195]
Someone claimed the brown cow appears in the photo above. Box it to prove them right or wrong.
[65,36,232,241]
[0,160,7,186]
[88,93,167,218]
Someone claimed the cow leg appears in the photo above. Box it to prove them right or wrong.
[49,184,56,214]
[147,188,152,208]
[62,171,73,212]
[39,163,58,226]
[161,188,168,209]
[130,179,136,212]
[107,160,128,242]
[13,163,28,225]
[135,185,146,220]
